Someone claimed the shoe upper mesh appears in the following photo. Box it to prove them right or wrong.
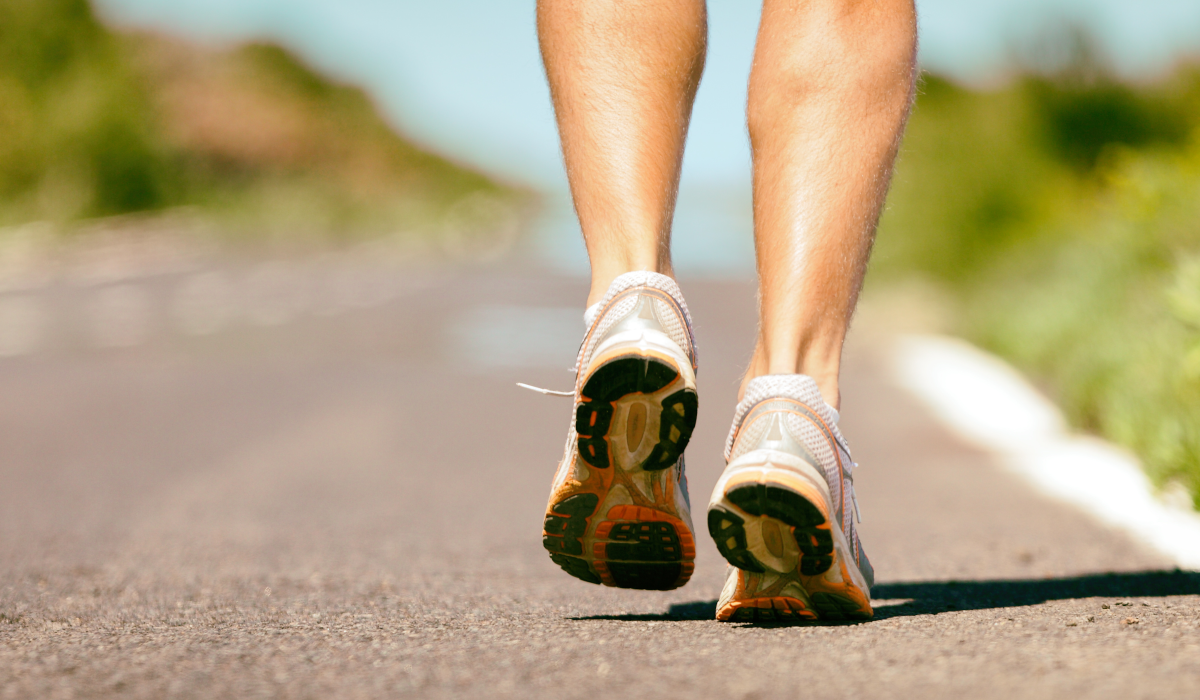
[726,414,771,463]
[725,375,837,458]
[651,297,689,361]
[575,271,697,379]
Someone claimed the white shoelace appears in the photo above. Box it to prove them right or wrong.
[516,382,573,396]
[517,322,587,397]
[848,462,863,524]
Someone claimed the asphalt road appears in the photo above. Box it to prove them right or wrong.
[1,264,1198,699]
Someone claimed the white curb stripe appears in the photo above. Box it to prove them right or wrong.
[892,333,1200,570]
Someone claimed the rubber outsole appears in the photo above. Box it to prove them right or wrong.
[543,352,698,591]
[576,356,697,472]
[722,596,817,622]
[709,476,872,621]
[717,483,834,576]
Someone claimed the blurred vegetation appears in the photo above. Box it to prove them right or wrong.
[0,0,523,245]
[873,52,1200,506]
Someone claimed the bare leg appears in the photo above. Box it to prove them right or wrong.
[537,0,707,305]
[743,0,917,408]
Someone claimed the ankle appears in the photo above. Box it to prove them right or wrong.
[740,346,841,410]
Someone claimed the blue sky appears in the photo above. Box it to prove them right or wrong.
[94,0,1200,271]
[95,0,1200,190]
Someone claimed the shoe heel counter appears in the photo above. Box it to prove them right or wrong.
[595,292,668,344]
[730,407,820,469]
[589,288,694,363]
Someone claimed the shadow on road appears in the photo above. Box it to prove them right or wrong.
[870,569,1200,619]
[570,570,1200,623]
[574,600,720,622]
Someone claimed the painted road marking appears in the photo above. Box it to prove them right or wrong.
[893,333,1200,570]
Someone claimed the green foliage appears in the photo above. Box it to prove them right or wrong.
[1029,76,1191,171]
[875,63,1200,506]
[873,75,1073,284]
[0,0,515,236]
[0,0,169,218]
[0,0,110,89]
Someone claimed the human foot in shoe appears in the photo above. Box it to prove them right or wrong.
[539,272,699,591]
[708,374,873,621]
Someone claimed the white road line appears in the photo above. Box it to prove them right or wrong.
[892,333,1200,570]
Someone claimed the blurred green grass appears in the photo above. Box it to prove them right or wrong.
[0,0,523,245]
[872,56,1200,507]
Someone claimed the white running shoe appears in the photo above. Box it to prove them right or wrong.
[708,374,874,621]
[540,272,699,590]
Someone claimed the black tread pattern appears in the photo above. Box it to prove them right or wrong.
[707,507,764,573]
[543,493,599,557]
[729,604,807,623]
[810,592,868,620]
[606,562,682,590]
[575,401,614,468]
[643,390,698,471]
[731,607,758,622]
[605,522,683,562]
[549,553,601,584]
[599,520,686,590]
[576,357,696,471]
[725,483,834,576]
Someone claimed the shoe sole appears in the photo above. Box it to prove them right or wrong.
[708,464,872,621]
[543,348,698,591]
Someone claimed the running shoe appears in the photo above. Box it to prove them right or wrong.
[708,374,873,621]
[540,271,699,590]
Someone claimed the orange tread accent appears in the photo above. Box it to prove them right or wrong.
[593,560,614,586]
[717,597,816,622]
[798,559,873,616]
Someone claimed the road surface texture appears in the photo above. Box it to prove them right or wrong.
[1,263,1198,699]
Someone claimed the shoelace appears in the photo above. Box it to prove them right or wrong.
[848,462,863,524]
[827,426,863,524]
[517,363,578,397]
[516,382,573,396]
[517,328,589,399]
